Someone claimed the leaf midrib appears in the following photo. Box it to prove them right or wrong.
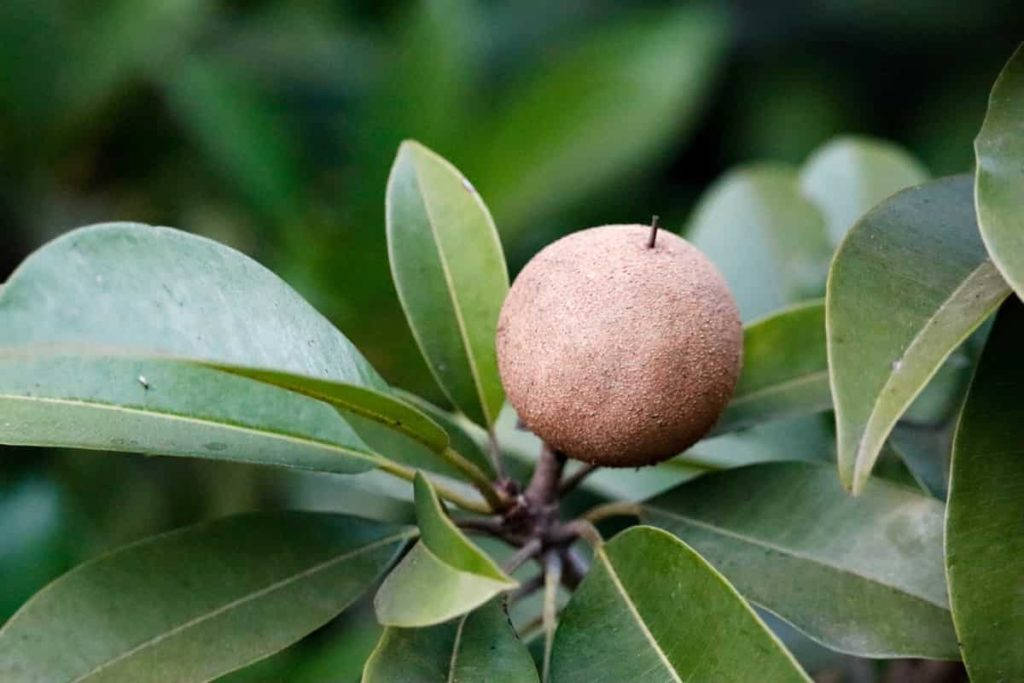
[597,548,682,683]
[0,393,380,466]
[409,158,494,426]
[71,531,414,681]
[645,507,947,609]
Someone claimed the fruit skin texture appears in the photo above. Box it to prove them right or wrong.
[496,224,742,467]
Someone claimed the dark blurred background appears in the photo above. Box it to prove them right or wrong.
[1,0,1021,679]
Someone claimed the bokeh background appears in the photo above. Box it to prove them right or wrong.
[2,0,1021,680]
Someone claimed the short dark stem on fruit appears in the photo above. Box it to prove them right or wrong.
[525,443,566,506]
[503,537,543,574]
[558,463,597,495]
[647,215,660,248]
[559,547,588,590]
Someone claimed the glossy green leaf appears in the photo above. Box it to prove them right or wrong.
[0,351,379,474]
[827,176,1011,493]
[0,223,387,391]
[800,136,928,245]
[713,300,829,435]
[644,462,958,658]
[413,472,511,583]
[688,164,831,321]
[210,365,448,454]
[975,44,1024,301]
[363,600,539,682]
[387,141,508,427]
[0,512,412,682]
[464,4,727,235]
[374,542,515,628]
[549,526,808,682]
[946,299,1024,679]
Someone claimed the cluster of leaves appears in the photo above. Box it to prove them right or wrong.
[1,41,1023,683]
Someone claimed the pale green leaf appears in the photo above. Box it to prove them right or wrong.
[374,542,514,628]
[712,300,829,435]
[946,299,1024,679]
[645,462,958,659]
[800,136,929,245]
[975,44,1024,301]
[387,141,508,427]
[549,526,809,682]
[688,164,831,321]
[827,176,1010,493]
[0,351,379,474]
[0,512,412,682]
[362,600,539,682]
[413,472,511,583]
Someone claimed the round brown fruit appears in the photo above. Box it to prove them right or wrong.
[496,224,742,467]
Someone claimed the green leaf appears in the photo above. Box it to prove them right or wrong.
[549,526,809,682]
[688,164,831,321]
[413,472,511,583]
[800,136,929,245]
[0,512,412,682]
[0,223,387,391]
[464,4,727,235]
[644,462,958,659]
[827,176,1011,493]
[374,542,515,628]
[363,600,539,682]
[396,389,495,477]
[386,141,508,427]
[946,299,1024,679]
[975,44,1024,301]
[0,351,379,474]
[712,300,829,435]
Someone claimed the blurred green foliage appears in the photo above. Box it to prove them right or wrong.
[1,0,1021,679]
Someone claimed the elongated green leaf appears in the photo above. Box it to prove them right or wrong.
[644,462,957,658]
[210,365,448,454]
[0,223,386,391]
[946,299,1024,679]
[975,44,1024,301]
[827,176,1011,493]
[0,512,412,682]
[550,526,808,682]
[800,136,928,245]
[713,300,829,434]
[414,473,512,583]
[688,164,831,321]
[464,4,727,235]
[396,389,495,476]
[0,351,378,474]
[387,141,508,427]
[374,542,515,628]
[363,600,539,682]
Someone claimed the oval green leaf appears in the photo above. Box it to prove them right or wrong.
[413,472,512,583]
[975,44,1024,300]
[800,136,928,246]
[0,351,378,474]
[374,541,515,628]
[0,512,412,682]
[549,526,809,682]
[827,175,1011,493]
[688,164,831,321]
[363,599,539,682]
[0,223,387,391]
[946,299,1024,679]
[386,141,508,427]
[644,462,958,658]
[712,300,829,435]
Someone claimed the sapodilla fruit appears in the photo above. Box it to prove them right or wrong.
[496,224,742,467]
